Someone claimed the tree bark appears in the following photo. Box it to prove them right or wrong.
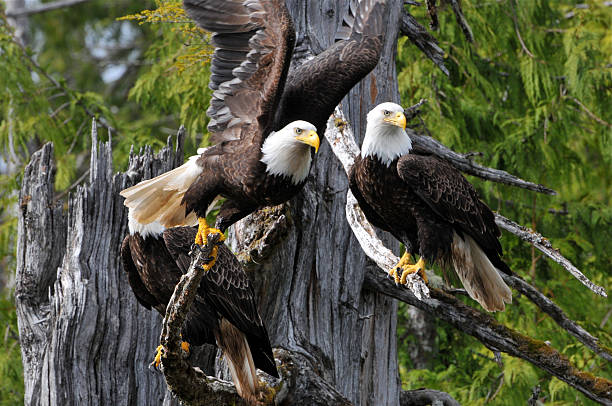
[226,1,405,405]
[15,123,215,406]
[15,1,408,404]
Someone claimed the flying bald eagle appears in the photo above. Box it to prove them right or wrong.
[349,102,512,312]
[120,0,387,248]
[121,224,277,403]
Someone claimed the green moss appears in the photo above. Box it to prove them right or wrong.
[574,370,612,397]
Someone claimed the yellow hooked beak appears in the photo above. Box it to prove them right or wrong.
[384,112,407,129]
[295,130,320,153]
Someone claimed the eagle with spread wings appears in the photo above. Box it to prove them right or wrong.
[120,0,387,251]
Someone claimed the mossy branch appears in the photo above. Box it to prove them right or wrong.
[323,106,611,402]
[364,275,612,404]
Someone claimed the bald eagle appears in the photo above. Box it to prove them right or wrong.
[349,102,512,312]
[121,224,277,402]
[120,0,387,248]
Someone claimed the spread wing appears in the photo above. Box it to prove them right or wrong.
[183,0,295,145]
[397,154,503,257]
[276,0,386,132]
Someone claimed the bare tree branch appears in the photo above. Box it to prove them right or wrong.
[448,0,474,42]
[569,96,612,128]
[5,0,93,18]
[408,131,557,195]
[365,272,612,404]
[400,389,461,406]
[399,11,449,76]
[495,214,606,297]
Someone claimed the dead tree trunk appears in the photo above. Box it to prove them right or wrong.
[226,1,405,405]
[15,125,216,406]
[16,1,407,404]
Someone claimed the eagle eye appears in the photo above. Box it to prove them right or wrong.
[295,128,303,135]
[383,110,391,116]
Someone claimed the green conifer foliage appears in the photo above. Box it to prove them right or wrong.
[396,1,611,404]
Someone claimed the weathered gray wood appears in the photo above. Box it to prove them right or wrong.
[225,2,405,405]
[363,272,612,404]
[16,123,215,406]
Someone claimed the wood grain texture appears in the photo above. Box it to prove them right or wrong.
[226,1,405,405]
[16,123,215,406]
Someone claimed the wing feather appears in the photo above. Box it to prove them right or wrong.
[183,0,295,144]
[121,235,160,310]
[276,0,386,132]
[396,154,503,257]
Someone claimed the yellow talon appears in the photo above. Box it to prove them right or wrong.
[152,345,164,368]
[200,246,219,272]
[181,341,190,354]
[389,255,427,285]
[388,252,414,283]
[195,218,225,246]
[151,341,190,368]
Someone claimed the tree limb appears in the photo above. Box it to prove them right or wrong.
[364,275,612,404]
[495,214,606,297]
[400,389,461,406]
[399,11,449,76]
[408,130,557,195]
[5,0,93,18]
[448,0,474,42]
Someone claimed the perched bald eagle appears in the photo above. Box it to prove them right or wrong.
[349,102,512,312]
[121,224,277,402]
[120,0,387,247]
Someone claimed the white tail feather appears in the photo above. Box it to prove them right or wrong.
[120,155,202,228]
[217,319,258,404]
[451,231,512,312]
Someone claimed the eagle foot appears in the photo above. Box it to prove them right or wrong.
[200,246,219,272]
[150,341,191,369]
[195,218,225,246]
[388,252,413,282]
[151,345,164,369]
[389,256,428,285]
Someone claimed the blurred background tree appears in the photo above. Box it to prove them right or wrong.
[0,0,610,405]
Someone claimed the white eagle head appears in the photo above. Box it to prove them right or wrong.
[362,102,412,167]
[260,120,320,184]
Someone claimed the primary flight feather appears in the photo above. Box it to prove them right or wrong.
[120,0,388,247]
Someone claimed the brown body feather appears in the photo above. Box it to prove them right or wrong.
[349,148,512,311]
[120,227,278,391]
[121,0,387,232]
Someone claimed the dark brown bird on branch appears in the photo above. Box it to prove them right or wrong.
[349,102,512,312]
[120,0,387,259]
[121,225,277,402]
